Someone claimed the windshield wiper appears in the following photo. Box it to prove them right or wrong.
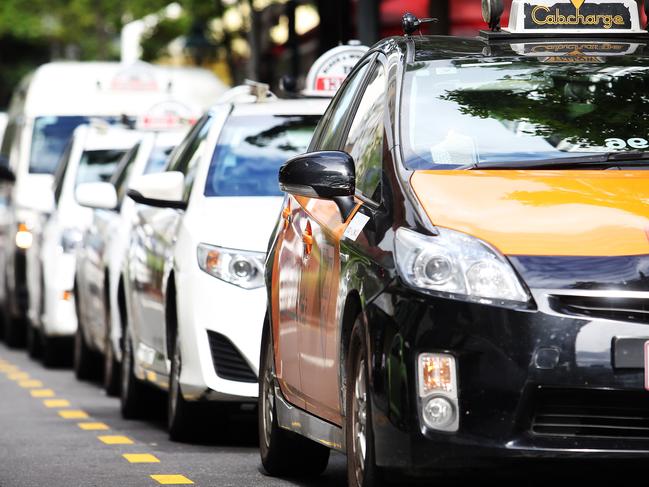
[468,151,649,170]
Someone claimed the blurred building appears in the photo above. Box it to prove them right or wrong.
[239,0,506,92]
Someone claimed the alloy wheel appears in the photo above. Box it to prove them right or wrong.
[261,343,274,449]
[352,358,367,486]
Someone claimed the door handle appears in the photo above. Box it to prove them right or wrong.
[302,221,313,256]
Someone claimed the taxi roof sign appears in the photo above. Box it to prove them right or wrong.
[303,43,369,97]
[505,0,646,35]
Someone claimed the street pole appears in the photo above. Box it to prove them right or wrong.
[429,0,450,35]
[358,0,380,46]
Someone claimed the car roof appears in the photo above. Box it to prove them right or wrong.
[228,97,331,117]
[74,124,143,152]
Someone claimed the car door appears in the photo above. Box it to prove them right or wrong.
[298,59,388,425]
[129,116,214,373]
[273,61,373,409]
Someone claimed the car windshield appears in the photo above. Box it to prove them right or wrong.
[29,116,91,174]
[402,55,649,169]
[204,115,320,197]
[29,116,137,174]
[75,149,126,186]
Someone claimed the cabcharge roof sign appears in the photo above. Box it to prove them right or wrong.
[303,44,369,97]
[508,0,645,34]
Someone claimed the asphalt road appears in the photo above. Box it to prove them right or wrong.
[1,341,648,487]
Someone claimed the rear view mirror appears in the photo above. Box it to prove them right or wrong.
[76,182,118,210]
[127,171,187,210]
[279,151,356,220]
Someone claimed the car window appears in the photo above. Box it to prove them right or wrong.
[343,62,386,200]
[111,143,140,204]
[204,115,320,197]
[311,61,371,151]
[75,149,127,186]
[53,140,74,204]
[167,114,214,201]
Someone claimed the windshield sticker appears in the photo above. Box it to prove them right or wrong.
[524,2,632,30]
[605,138,649,150]
[344,212,370,241]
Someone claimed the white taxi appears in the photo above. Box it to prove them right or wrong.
[34,123,143,365]
[120,86,329,440]
[74,130,187,393]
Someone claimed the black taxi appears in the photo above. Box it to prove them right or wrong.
[259,1,649,484]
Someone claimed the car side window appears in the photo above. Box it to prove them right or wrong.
[53,140,74,205]
[167,114,214,201]
[311,61,371,151]
[343,61,386,201]
[112,143,140,204]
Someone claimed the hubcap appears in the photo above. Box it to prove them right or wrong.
[261,343,274,448]
[352,358,367,486]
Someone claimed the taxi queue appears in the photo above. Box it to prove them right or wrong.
[3,0,649,485]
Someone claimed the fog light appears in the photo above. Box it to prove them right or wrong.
[15,223,33,250]
[423,396,455,429]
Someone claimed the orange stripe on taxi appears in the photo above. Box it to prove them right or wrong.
[410,170,649,257]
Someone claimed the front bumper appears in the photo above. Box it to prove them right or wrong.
[175,270,263,403]
[368,288,649,473]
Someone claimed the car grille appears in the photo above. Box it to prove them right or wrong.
[548,294,649,324]
[206,331,257,383]
[531,388,649,440]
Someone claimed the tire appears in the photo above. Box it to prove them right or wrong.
[258,319,330,477]
[120,328,147,419]
[4,314,26,348]
[73,326,97,378]
[167,331,196,441]
[102,303,120,396]
[26,323,42,358]
[346,318,384,487]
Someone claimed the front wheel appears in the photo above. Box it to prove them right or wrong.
[26,323,42,358]
[74,326,98,378]
[258,321,330,477]
[103,332,120,396]
[120,329,147,419]
[167,331,196,441]
[346,317,384,487]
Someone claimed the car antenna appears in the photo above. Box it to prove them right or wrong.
[402,12,438,36]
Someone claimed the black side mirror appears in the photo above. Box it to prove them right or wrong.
[0,156,15,183]
[279,151,356,220]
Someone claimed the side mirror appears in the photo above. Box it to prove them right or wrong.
[0,156,14,183]
[279,151,356,220]
[76,182,118,210]
[127,171,187,210]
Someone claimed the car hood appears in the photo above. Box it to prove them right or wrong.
[187,196,284,253]
[410,170,649,257]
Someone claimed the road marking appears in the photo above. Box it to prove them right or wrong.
[58,410,89,419]
[19,380,43,388]
[122,453,160,463]
[31,389,55,398]
[8,372,30,381]
[98,435,134,445]
[150,474,194,485]
[78,422,110,431]
[44,399,70,408]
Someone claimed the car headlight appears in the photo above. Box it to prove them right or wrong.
[60,228,83,253]
[15,223,33,250]
[394,227,529,306]
[197,243,265,290]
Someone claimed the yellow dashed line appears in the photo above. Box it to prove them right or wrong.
[0,365,18,372]
[31,389,55,398]
[44,399,70,408]
[19,380,43,388]
[58,410,89,419]
[98,435,134,445]
[122,453,160,463]
[78,422,109,431]
[150,474,194,485]
[7,372,29,381]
